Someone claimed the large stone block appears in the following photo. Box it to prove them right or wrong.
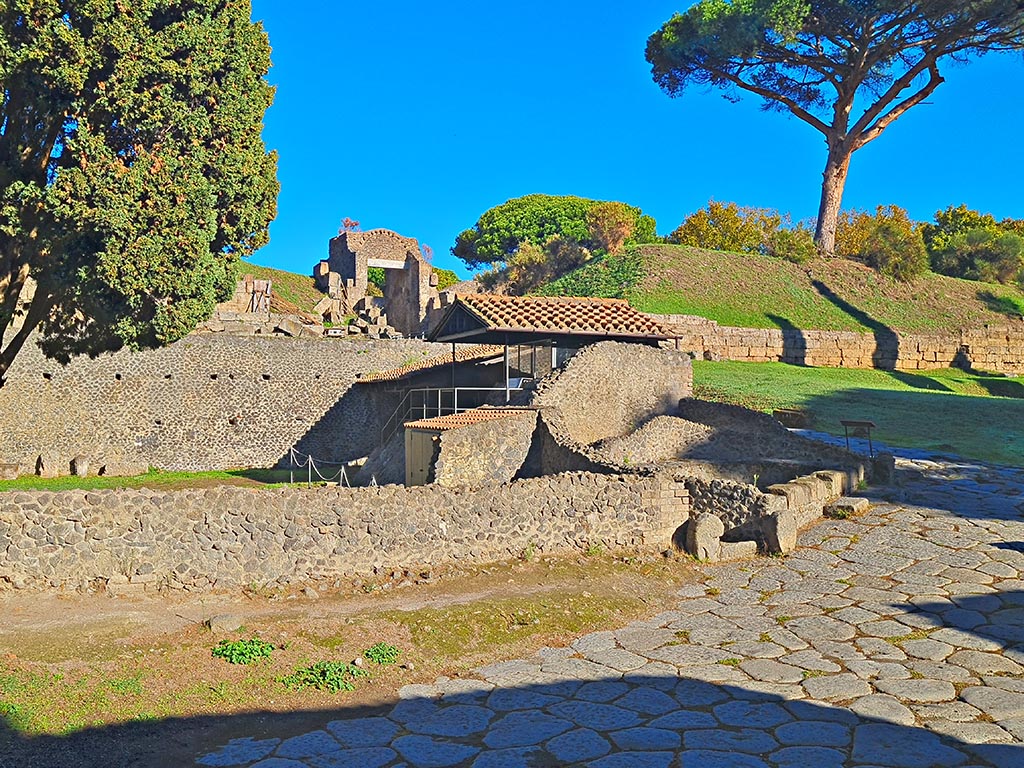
[685,513,724,562]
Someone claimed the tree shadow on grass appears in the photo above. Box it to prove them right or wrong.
[977,290,1024,320]
[884,371,953,392]
[2,670,1020,768]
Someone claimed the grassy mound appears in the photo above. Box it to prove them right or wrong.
[238,262,326,314]
[538,244,1024,334]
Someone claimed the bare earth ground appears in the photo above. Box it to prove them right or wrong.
[0,550,699,767]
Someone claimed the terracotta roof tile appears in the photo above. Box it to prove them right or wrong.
[357,344,505,384]
[455,295,671,338]
[404,407,534,431]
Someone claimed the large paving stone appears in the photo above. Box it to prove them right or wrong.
[327,718,399,748]
[876,679,957,703]
[774,720,851,747]
[848,694,916,726]
[482,711,573,749]
[608,727,681,751]
[544,728,611,762]
[960,686,1024,720]
[851,723,968,768]
[676,751,769,768]
[197,737,280,767]
[713,700,791,728]
[802,673,872,700]
[306,747,397,768]
[769,745,846,768]
[392,735,481,768]
[683,728,779,754]
[548,701,642,731]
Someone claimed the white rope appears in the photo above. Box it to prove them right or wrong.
[288,447,351,487]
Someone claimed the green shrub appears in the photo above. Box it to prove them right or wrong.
[433,268,460,291]
[861,221,929,282]
[279,661,369,693]
[933,228,1024,284]
[667,201,781,254]
[364,642,401,665]
[922,204,999,254]
[453,194,657,269]
[211,638,276,665]
[767,226,816,263]
[587,201,635,255]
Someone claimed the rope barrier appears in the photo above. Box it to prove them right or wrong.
[288,447,352,487]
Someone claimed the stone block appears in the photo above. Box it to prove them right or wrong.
[274,317,305,337]
[813,470,847,498]
[36,453,60,479]
[0,463,20,480]
[686,513,724,562]
[871,453,896,485]
[719,540,758,561]
[826,497,870,518]
[763,508,798,554]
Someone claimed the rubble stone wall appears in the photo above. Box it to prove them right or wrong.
[0,471,689,593]
[0,334,447,475]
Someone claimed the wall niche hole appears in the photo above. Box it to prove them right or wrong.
[42,373,53,381]
[262,374,271,381]
[164,374,172,380]
[115,373,122,381]
[154,419,163,426]
[210,374,219,380]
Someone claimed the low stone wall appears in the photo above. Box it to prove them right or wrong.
[0,472,688,593]
[682,469,849,560]
[657,314,1024,374]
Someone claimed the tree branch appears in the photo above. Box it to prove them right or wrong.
[847,53,935,139]
[717,68,831,134]
[851,62,944,150]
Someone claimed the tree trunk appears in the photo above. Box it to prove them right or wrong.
[814,146,852,257]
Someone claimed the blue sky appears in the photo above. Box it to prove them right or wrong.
[249,1,1024,279]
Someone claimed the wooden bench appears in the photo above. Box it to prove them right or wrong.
[840,419,877,456]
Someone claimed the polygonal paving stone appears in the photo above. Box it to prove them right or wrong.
[677,750,769,768]
[801,673,872,700]
[713,700,791,728]
[774,720,851,746]
[769,746,846,768]
[944,609,988,630]
[548,700,642,731]
[541,657,620,680]
[783,650,842,673]
[197,737,281,766]
[327,717,399,748]
[307,748,397,768]
[784,699,859,725]
[390,699,440,724]
[613,686,679,715]
[572,631,616,654]
[393,736,481,768]
[587,751,674,768]
[860,619,918,638]
[544,728,611,762]
[608,726,681,751]
[623,662,679,690]
[405,704,494,737]
[582,648,648,672]
[649,709,717,730]
[683,728,779,753]
[851,723,969,768]
[740,659,804,683]
[483,711,573,749]
[469,747,542,768]
[275,731,342,760]
[575,680,631,703]
[249,760,309,768]
[930,628,1003,651]
[485,687,563,711]
[876,679,956,703]
[901,639,954,661]
[924,719,1014,744]
[947,650,1024,676]
[960,686,1024,720]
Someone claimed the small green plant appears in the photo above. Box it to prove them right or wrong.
[364,642,401,666]
[802,669,826,679]
[279,661,369,693]
[584,541,605,557]
[825,507,852,520]
[668,630,691,646]
[909,669,925,680]
[718,658,742,667]
[521,541,537,562]
[856,479,869,491]
[705,587,721,597]
[775,615,793,625]
[106,675,144,696]
[211,638,277,665]
[759,632,773,643]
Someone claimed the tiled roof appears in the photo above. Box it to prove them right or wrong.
[454,295,672,338]
[404,407,534,431]
[357,344,505,384]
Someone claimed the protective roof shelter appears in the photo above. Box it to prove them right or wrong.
[423,294,674,403]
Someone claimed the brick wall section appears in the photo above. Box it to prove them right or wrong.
[433,411,539,487]
[0,334,448,475]
[657,314,1024,374]
[0,471,689,593]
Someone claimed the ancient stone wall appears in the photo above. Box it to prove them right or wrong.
[0,471,688,593]
[432,411,539,487]
[657,314,1024,374]
[530,342,693,447]
[0,334,447,475]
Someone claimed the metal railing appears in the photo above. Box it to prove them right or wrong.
[379,385,527,446]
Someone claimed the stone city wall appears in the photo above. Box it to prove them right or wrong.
[656,314,1024,374]
[0,334,447,475]
[0,471,689,593]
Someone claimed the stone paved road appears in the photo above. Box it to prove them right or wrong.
[195,451,1024,768]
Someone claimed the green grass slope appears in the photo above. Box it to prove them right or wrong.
[239,262,326,313]
[539,245,1024,334]
[695,360,1024,467]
